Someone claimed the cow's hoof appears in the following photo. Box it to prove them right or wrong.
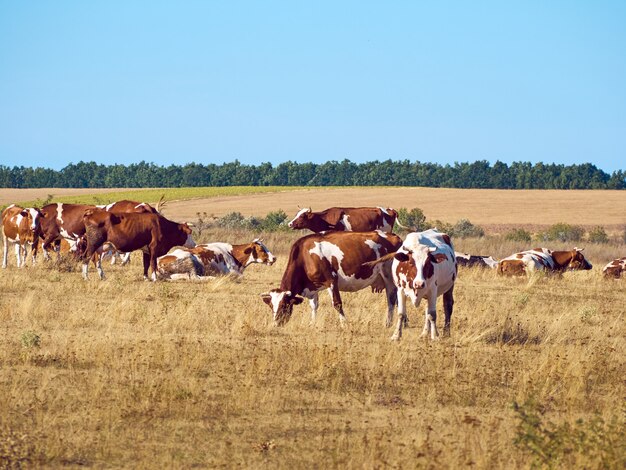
[390,334,401,341]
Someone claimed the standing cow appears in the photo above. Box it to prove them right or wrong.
[287,207,398,233]
[80,209,195,280]
[261,230,402,326]
[2,205,44,268]
[157,239,276,280]
[366,229,457,341]
[498,247,592,276]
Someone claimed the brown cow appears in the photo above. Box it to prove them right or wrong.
[498,247,592,276]
[261,230,402,326]
[287,207,398,233]
[157,239,276,280]
[80,209,195,280]
[602,257,626,279]
[2,205,44,268]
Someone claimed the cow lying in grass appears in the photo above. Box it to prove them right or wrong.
[157,239,276,280]
[455,251,498,269]
[602,257,626,279]
[498,247,592,276]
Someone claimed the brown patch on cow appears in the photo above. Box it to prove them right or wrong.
[498,259,526,276]
[515,254,524,259]
[441,234,452,247]
[423,259,434,279]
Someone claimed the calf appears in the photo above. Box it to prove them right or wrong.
[602,257,626,279]
[261,230,402,326]
[368,229,457,340]
[157,239,276,280]
[2,205,44,268]
[455,251,498,269]
[288,207,398,233]
[498,247,592,276]
[81,209,195,280]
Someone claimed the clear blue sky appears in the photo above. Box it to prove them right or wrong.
[1,1,624,172]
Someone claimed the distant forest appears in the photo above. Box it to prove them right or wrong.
[1,160,625,189]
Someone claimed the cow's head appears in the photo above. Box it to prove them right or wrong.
[21,207,45,231]
[180,223,196,248]
[394,246,449,292]
[568,247,592,271]
[287,208,313,230]
[261,289,304,325]
[245,238,276,266]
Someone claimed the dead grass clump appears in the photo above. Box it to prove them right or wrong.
[0,427,43,468]
[484,315,542,346]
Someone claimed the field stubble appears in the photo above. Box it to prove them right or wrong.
[0,231,624,468]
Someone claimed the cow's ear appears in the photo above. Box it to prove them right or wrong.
[244,246,253,254]
[395,251,410,262]
[431,253,449,263]
[260,293,272,306]
[20,210,28,217]
[291,296,304,305]
[325,210,344,227]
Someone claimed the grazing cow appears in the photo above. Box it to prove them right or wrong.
[287,207,398,233]
[455,251,498,269]
[2,205,44,268]
[498,247,592,276]
[39,203,95,259]
[261,230,402,326]
[602,257,626,279]
[80,209,195,280]
[157,239,276,280]
[367,229,457,341]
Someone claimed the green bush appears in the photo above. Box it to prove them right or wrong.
[513,397,626,469]
[587,226,609,244]
[538,223,585,243]
[450,219,484,238]
[395,207,429,231]
[20,331,41,349]
[505,228,532,243]
[213,210,289,232]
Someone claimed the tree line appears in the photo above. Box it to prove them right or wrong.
[1,160,624,189]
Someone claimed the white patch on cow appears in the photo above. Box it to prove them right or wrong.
[26,208,40,230]
[253,238,276,265]
[341,214,352,231]
[268,291,288,315]
[56,203,64,223]
[455,252,471,260]
[482,257,498,268]
[377,206,390,215]
[288,208,311,227]
[375,229,388,239]
[365,240,381,257]
[500,249,556,272]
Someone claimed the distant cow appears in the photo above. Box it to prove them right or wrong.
[498,247,592,276]
[602,257,626,279]
[261,230,402,326]
[2,205,44,268]
[288,207,398,233]
[157,239,276,280]
[367,229,457,340]
[455,252,498,269]
[80,209,195,280]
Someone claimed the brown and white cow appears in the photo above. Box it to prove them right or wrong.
[498,247,592,276]
[157,239,276,280]
[261,230,402,326]
[287,207,398,233]
[367,229,457,340]
[2,205,44,268]
[455,251,498,269]
[602,257,626,279]
[80,209,195,280]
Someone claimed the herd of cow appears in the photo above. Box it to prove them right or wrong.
[2,202,625,340]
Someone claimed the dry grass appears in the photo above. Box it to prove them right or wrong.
[0,231,624,469]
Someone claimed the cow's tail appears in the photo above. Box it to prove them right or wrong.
[363,252,396,268]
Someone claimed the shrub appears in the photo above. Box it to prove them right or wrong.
[20,331,41,349]
[260,209,289,231]
[505,228,532,243]
[587,226,609,244]
[212,210,289,232]
[538,223,585,243]
[395,207,429,231]
[428,219,455,236]
[450,219,484,238]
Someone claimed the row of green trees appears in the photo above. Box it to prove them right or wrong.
[1,160,624,189]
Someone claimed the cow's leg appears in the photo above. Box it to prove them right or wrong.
[309,293,319,324]
[391,291,406,341]
[30,240,37,265]
[142,251,151,280]
[329,283,345,323]
[443,288,454,337]
[94,253,105,280]
[150,252,158,282]
[15,243,22,268]
[120,252,131,266]
[21,243,29,267]
[426,295,439,340]
[2,235,8,268]
[420,305,430,338]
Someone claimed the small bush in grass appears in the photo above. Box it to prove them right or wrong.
[587,226,609,244]
[396,207,429,231]
[214,210,289,232]
[505,228,532,243]
[428,219,454,236]
[451,219,484,238]
[20,331,41,349]
[260,209,289,231]
[538,223,584,243]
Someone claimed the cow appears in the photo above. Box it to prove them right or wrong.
[287,207,398,233]
[80,209,195,280]
[455,251,498,269]
[602,257,626,279]
[157,239,276,280]
[2,205,44,268]
[366,229,457,341]
[261,230,402,326]
[498,247,592,276]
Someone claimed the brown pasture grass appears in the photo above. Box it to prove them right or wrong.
[0,231,624,468]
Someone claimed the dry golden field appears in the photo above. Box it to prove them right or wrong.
[1,188,625,468]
